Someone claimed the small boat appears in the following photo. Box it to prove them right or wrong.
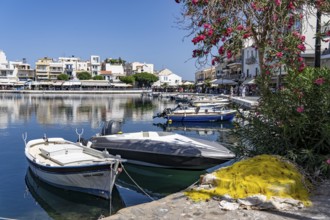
[155,104,237,122]
[85,121,236,170]
[25,168,125,219]
[24,136,125,199]
[190,96,230,107]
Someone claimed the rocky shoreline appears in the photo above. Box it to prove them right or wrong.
[104,180,330,220]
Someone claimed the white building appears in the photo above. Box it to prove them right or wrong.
[0,50,19,85]
[125,62,154,75]
[241,10,330,85]
[90,55,101,77]
[101,63,125,82]
[58,56,81,79]
[153,68,182,87]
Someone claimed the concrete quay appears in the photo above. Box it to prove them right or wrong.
[105,180,330,220]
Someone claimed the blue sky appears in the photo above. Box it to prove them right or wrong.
[0,0,202,80]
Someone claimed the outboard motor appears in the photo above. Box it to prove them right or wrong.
[100,120,123,135]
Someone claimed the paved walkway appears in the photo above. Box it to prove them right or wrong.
[104,180,330,220]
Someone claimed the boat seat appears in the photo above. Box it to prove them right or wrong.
[40,144,83,157]
[39,144,96,165]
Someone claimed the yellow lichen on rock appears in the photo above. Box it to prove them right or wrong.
[185,155,312,206]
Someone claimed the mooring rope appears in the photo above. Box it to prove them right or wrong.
[120,162,155,201]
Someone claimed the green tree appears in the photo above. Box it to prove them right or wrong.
[119,75,135,84]
[93,75,104,80]
[77,72,92,80]
[57,74,69,81]
[133,72,159,88]
[161,82,169,92]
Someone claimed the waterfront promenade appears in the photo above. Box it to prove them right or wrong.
[0,89,152,94]
[105,180,330,220]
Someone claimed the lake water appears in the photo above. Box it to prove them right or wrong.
[0,93,235,220]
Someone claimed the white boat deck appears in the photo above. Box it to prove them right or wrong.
[28,141,107,167]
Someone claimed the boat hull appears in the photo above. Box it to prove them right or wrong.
[27,159,116,199]
[91,147,232,170]
[166,112,236,122]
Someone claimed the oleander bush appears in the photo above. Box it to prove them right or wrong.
[234,67,330,180]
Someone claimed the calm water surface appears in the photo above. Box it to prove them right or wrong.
[0,93,235,220]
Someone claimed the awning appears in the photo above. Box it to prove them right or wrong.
[213,79,238,85]
[242,78,256,85]
[62,80,82,86]
[110,83,132,87]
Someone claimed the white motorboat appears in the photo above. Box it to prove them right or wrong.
[24,136,125,199]
[86,121,236,170]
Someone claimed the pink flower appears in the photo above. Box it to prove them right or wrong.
[288,1,295,10]
[314,77,325,85]
[300,35,306,42]
[297,44,306,52]
[218,46,225,55]
[192,0,198,5]
[236,25,244,31]
[298,63,306,72]
[227,50,232,59]
[243,33,251,39]
[327,159,330,165]
[276,52,283,58]
[207,28,213,36]
[203,23,211,29]
[296,106,304,113]
[275,0,281,6]
[226,27,233,36]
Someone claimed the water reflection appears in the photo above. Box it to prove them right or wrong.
[153,121,235,143]
[25,168,125,220]
[0,93,174,129]
[0,93,237,219]
[116,164,205,206]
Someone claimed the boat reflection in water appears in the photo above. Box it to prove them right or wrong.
[116,163,206,206]
[153,121,235,136]
[25,168,125,219]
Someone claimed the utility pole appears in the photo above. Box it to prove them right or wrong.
[315,9,322,68]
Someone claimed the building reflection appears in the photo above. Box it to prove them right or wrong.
[0,94,161,129]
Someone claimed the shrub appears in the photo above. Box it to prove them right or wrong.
[234,67,330,180]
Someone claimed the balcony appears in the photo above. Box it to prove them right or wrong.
[245,56,257,65]
[36,68,48,72]
[227,59,242,67]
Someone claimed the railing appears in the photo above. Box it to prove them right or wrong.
[227,59,242,65]
[245,56,257,65]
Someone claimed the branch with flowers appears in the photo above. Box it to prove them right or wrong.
[176,0,330,93]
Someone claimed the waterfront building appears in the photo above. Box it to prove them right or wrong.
[35,57,53,81]
[89,55,101,77]
[125,62,154,75]
[0,50,19,86]
[58,56,81,79]
[11,58,35,81]
[101,58,125,82]
[321,23,330,68]
[153,68,182,87]
[194,67,216,84]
